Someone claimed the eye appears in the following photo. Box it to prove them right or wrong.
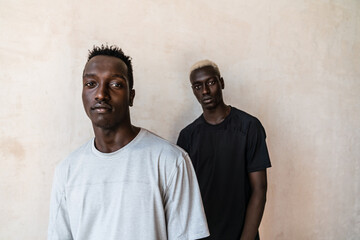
[110,82,124,88]
[207,79,216,86]
[192,84,202,90]
[84,81,96,87]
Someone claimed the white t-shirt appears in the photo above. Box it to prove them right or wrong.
[48,129,209,240]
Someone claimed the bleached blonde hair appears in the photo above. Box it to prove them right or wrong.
[189,59,221,76]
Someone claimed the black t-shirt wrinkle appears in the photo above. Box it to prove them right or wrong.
[177,107,271,240]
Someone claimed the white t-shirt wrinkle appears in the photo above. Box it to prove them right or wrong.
[48,129,209,240]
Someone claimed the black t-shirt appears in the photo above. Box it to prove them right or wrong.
[177,107,271,240]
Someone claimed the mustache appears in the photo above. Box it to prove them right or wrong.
[91,102,112,110]
[202,96,212,100]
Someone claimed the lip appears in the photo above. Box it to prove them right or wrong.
[93,108,111,113]
[91,103,112,113]
[202,97,213,104]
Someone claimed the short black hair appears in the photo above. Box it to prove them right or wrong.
[87,44,134,90]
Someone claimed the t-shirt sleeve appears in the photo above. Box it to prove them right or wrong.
[48,163,73,240]
[246,118,272,172]
[176,130,189,153]
[164,153,209,240]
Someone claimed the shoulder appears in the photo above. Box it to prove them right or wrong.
[141,129,188,163]
[229,107,265,133]
[178,115,203,137]
[140,129,193,187]
[54,139,92,178]
[231,107,260,123]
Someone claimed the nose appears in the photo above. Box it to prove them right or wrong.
[95,83,110,101]
[202,83,210,95]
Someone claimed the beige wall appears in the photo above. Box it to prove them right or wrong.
[1,0,359,239]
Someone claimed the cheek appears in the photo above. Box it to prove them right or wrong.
[112,94,130,106]
[82,92,88,103]
[81,92,86,103]
[193,93,201,101]
[192,90,200,98]
[82,92,92,109]
[212,87,221,97]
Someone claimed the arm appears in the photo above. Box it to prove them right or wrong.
[240,170,268,240]
[48,165,73,240]
[164,154,209,240]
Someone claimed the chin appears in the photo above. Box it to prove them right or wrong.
[202,104,217,110]
[93,120,116,130]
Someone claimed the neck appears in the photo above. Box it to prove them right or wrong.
[202,103,231,125]
[93,121,140,153]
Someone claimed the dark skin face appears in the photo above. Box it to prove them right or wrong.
[190,66,225,111]
[190,66,231,125]
[82,55,135,131]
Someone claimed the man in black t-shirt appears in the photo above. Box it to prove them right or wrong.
[177,60,271,240]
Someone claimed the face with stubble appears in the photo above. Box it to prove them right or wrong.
[82,55,135,130]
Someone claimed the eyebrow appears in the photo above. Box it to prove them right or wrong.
[111,74,127,80]
[83,73,96,78]
[82,73,127,80]
[192,76,217,84]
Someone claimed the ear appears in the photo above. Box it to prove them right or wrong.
[220,77,225,89]
[129,89,135,107]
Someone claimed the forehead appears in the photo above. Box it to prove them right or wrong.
[190,66,219,83]
[84,55,128,78]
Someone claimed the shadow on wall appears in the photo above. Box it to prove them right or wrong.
[260,93,321,239]
[168,92,200,144]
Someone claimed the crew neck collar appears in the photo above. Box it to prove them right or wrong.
[201,106,233,127]
[91,128,145,158]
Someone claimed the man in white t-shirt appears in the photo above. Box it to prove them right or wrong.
[47,45,209,240]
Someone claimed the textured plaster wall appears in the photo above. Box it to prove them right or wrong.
[0,0,359,239]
